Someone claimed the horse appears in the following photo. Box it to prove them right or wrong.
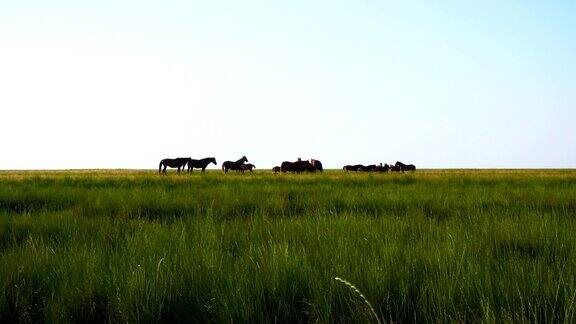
[222,156,248,173]
[343,165,363,171]
[310,159,323,172]
[358,164,377,172]
[241,163,256,172]
[389,164,402,172]
[281,158,314,173]
[159,157,191,174]
[375,163,390,173]
[272,166,281,173]
[187,157,217,172]
[395,161,416,172]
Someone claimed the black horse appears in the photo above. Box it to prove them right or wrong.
[395,161,416,172]
[281,158,315,173]
[310,159,323,172]
[375,163,390,172]
[187,157,217,172]
[159,157,191,174]
[358,164,377,172]
[343,164,363,171]
[241,163,256,172]
[222,156,248,173]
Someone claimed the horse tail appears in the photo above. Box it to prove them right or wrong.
[222,162,226,173]
[159,160,163,173]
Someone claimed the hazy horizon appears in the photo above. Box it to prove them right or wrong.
[1,1,575,170]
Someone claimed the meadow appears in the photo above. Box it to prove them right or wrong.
[0,169,575,323]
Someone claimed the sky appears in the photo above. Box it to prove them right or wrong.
[1,0,575,169]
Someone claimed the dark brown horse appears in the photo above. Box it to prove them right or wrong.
[272,166,281,173]
[222,156,248,173]
[241,163,256,172]
[159,157,191,174]
[187,157,217,172]
[389,164,402,172]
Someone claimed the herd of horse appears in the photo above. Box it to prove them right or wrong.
[159,156,415,174]
[343,161,416,173]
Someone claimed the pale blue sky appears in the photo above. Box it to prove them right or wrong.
[1,1,574,169]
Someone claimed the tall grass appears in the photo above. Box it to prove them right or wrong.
[0,169,575,322]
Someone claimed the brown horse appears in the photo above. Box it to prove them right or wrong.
[222,156,248,173]
[241,163,256,172]
[272,166,281,173]
[159,157,191,174]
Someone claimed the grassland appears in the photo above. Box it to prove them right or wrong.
[0,169,575,323]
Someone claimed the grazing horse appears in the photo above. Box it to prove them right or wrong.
[187,157,217,172]
[159,157,191,174]
[241,163,256,172]
[272,166,281,173]
[281,158,314,173]
[343,164,363,171]
[222,156,248,173]
[310,159,323,172]
[395,161,416,172]
[375,163,390,173]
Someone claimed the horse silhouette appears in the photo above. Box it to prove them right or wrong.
[375,163,390,172]
[281,158,315,173]
[395,161,416,172]
[358,164,377,172]
[159,157,191,174]
[310,159,323,172]
[222,156,248,173]
[187,157,217,172]
[343,164,363,171]
[272,166,281,173]
[241,163,256,172]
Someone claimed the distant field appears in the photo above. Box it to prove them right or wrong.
[1,169,575,323]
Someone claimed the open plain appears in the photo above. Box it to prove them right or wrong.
[1,169,575,322]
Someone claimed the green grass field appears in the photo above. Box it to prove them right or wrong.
[1,169,575,323]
